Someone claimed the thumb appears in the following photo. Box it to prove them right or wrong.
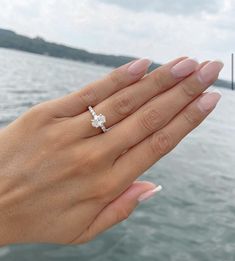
[75,181,162,244]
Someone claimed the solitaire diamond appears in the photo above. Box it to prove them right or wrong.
[88,106,108,132]
[91,114,106,128]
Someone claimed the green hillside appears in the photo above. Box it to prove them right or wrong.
[0,28,231,89]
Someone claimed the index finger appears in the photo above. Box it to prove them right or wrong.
[47,58,152,117]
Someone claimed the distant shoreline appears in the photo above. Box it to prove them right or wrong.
[0,28,231,89]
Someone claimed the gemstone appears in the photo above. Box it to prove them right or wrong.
[91,114,106,128]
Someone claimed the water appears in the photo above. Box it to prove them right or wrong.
[0,48,235,261]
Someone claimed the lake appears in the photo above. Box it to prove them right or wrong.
[0,48,235,261]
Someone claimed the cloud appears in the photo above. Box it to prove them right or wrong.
[98,0,223,15]
[0,0,233,80]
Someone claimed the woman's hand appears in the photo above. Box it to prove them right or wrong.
[0,57,223,245]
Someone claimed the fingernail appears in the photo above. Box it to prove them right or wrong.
[171,58,198,78]
[128,58,152,75]
[198,61,224,84]
[197,90,222,112]
[138,185,162,203]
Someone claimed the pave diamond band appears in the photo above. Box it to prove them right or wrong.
[88,106,108,133]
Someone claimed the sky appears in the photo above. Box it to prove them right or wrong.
[0,0,234,80]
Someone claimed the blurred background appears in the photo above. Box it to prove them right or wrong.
[0,0,235,260]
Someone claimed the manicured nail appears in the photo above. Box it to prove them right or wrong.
[197,90,222,112]
[128,58,152,75]
[171,58,198,78]
[138,185,162,203]
[198,61,224,84]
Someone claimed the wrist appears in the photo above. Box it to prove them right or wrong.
[0,205,16,246]
[0,184,21,246]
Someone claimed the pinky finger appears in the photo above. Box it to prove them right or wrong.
[112,90,222,184]
[71,181,161,244]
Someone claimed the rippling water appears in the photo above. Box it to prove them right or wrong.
[0,48,235,261]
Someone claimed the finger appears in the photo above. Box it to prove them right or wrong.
[105,60,223,157]
[112,90,222,185]
[46,59,152,117]
[75,57,198,137]
[71,181,162,244]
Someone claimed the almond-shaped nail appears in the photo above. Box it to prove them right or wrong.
[198,61,224,84]
[128,58,152,75]
[138,185,162,203]
[197,90,222,112]
[171,58,198,78]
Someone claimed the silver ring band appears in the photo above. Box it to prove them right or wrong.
[88,106,108,133]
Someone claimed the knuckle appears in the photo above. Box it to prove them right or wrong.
[76,149,102,172]
[150,131,172,156]
[44,127,56,142]
[140,106,165,132]
[86,150,103,168]
[80,230,95,244]
[109,70,124,88]
[69,229,95,245]
[23,102,51,124]
[42,127,63,148]
[113,91,136,116]
[183,110,200,125]
[113,205,130,222]
[181,82,197,98]
[75,151,92,172]
[95,180,116,203]
[150,70,165,91]
[30,102,48,115]
[79,87,97,106]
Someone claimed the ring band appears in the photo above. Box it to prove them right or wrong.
[88,106,108,133]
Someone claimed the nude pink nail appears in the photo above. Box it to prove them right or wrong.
[171,58,198,78]
[198,61,224,84]
[128,58,152,75]
[138,185,162,203]
[197,90,222,112]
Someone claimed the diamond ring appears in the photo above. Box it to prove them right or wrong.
[88,106,108,133]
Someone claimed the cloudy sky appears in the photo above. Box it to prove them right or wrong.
[0,0,234,80]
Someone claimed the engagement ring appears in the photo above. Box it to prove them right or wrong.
[88,106,108,132]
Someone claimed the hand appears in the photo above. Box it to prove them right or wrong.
[0,57,223,245]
